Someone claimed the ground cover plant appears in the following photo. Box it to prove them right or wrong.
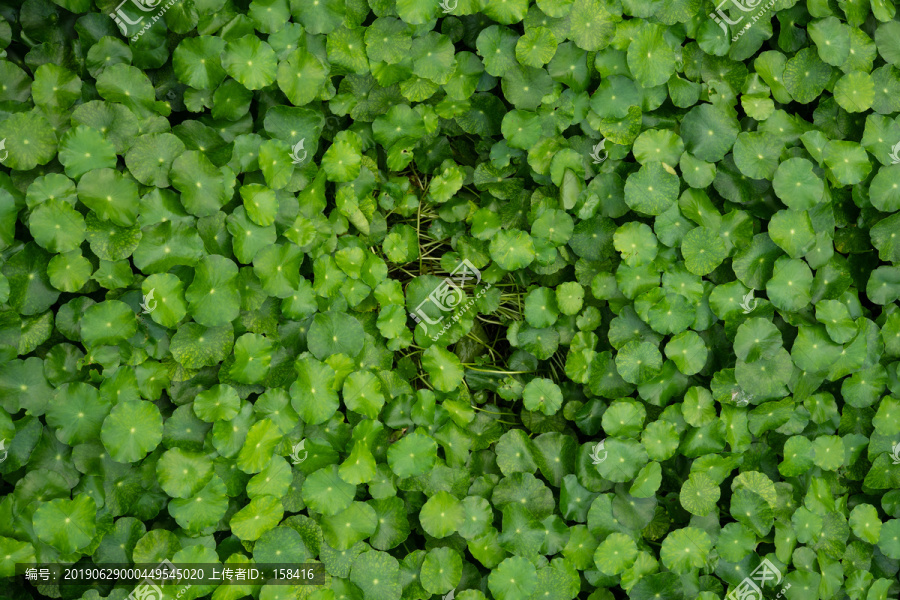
[2,0,900,599]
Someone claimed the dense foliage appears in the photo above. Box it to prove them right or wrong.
[2,0,900,599]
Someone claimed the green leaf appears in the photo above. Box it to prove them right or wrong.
[321,501,377,550]
[522,378,563,416]
[339,439,378,485]
[568,0,616,51]
[343,371,386,419]
[174,36,228,90]
[237,419,283,474]
[766,257,813,312]
[665,331,708,376]
[516,28,558,67]
[783,47,832,103]
[77,167,140,227]
[615,341,663,385]
[133,220,205,273]
[308,312,365,360]
[350,550,402,600]
[594,532,637,575]
[824,140,872,185]
[878,519,900,559]
[29,199,86,254]
[170,323,234,369]
[157,448,214,498]
[58,125,118,180]
[420,491,464,539]
[185,255,241,327]
[490,229,536,270]
[230,495,284,541]
[230,333,275,384]
[223,35,279,90]
[680,473,720,516]
[291,357,340,425]
[81,300,138,347]
[680,103,740,162]
[171,151,236,217]
[624,162,680,216]
[421,546,463,594]
[194,384,242,422]
[768,209,817,258]
[387,431,438,477]
[421,345,464,392]
[834,71,874,112]
[0,111,58,171]
[489,556,538,600]
[33,496,97,554]
[681,227,727,276]
[0,537,35,578]
[773,157,824,211]
[142,273,187,329]
[849,504,882,545]
[303,466,356,516]
[659,527,711,574]
[733,132,781,180]
[101,400,163,463]
[869,164,900,212]
[46,382,110,445]
[627,23,675,88]
[168,476,229,532]
[322,131,363,182]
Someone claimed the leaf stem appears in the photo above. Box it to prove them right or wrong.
[471,406,516,417]
[463,366,533,374]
